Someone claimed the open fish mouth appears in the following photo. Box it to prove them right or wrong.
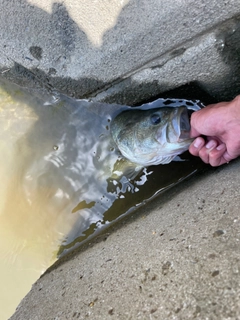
[179,107,193,140]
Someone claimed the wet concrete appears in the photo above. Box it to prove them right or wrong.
[1,0,240,319]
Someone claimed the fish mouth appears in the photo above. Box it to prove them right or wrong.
[178,108,192,140]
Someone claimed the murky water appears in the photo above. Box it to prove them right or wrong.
[0,79,205,319]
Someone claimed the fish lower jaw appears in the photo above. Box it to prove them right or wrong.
[119,140,192,166]
[121,153,174,166]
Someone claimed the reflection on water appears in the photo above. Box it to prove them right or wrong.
[0,79,205,319]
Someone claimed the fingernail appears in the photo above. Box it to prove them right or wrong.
[193,138,203,148]
[216,144,225,151]
[205,140,217,149]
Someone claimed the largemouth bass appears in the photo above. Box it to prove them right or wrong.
[111,99,201,166]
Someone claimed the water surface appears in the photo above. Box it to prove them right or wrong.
[0,79,205,319]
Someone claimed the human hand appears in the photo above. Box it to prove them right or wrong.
[189,95,240,166]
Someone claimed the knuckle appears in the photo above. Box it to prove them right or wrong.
[199,148,209,164]
[210,159,220,167]
[189,146,198,156]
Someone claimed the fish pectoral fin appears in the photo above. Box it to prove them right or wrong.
[159,155,177,164]
[111,158,143,181]
[122,164,143,181]
[172,155,188,162]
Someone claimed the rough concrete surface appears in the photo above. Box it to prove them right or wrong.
[1,0,240,103]
[11,160,240,319]
[1,0,240,319]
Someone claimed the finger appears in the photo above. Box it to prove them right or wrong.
[189,137,205,156]
[197,139,219,164]
[190,127,201,138]
[189,110,203,138]
[208,144,228,166]
[223,151,236,162]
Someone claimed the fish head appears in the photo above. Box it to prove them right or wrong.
[111,105,194,166]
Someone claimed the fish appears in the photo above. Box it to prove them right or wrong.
[111,99,202,166]
[49,95,203,248]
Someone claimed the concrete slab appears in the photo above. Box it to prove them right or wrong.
[11,159,240,319]
[1,0,240,102]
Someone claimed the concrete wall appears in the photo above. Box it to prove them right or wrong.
[1,0,240,319]
[1,0,240,104]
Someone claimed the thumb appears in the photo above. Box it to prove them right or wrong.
[190,126,201,138]
[189,110,202,138]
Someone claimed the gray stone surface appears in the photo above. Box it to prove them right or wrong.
[11,160,240,319]
[1,0,240,319]
[1,0,240,103]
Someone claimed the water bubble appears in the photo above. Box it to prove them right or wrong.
[215,38,225,52]
[53,145,59,151]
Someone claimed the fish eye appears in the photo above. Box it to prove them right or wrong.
[150,113,161,125]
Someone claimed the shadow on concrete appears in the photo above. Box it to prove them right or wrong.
[1,0,240,104]
[214,16,240,100]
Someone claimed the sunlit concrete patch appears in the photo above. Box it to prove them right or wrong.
[28,0,130,46]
